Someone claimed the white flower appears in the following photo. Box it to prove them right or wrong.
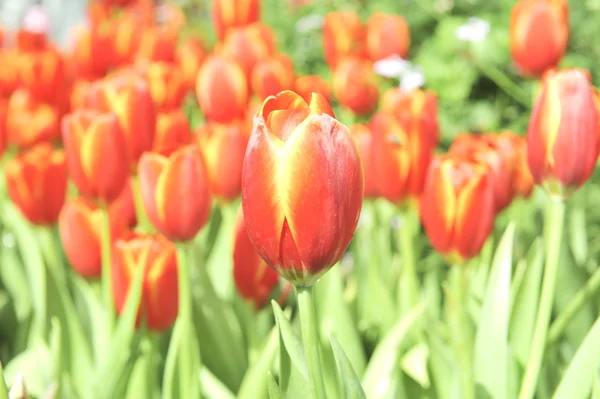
[373,55,411,78]
[295,14,324,33]
[23,5,50,34]
[455,17,490,43]
[400,66,426,92]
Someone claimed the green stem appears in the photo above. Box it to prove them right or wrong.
[474,60,531,107]
[39,226,65,286]
[398,207,419,316]
[547,260,600,346]
[0,361,8,399]
[131,174,153,232]
[519,199,565,399]
[100,204,115,327]
[296,285,327,399]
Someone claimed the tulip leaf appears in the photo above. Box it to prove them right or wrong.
[237,325,279,399]
[400,343,430,388]
[427,327,461,399]
[329,334,367,399]
[4,342,52,397]
[568,205,588,267]
[267,372,284,399]
[553,313,600,399]
[204,203,238,299]
[473,222,514,399]
[0,361,7,399]
[271,300,309,381]
[200,368,236,399]
[162,318,183,399]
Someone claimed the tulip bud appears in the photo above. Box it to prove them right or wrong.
[17,47,65,103]
[153,111,192,156]
[294,75,331,104]
[220,23,276,79]
[349,124,377,198]
[242,90,364,286]
[4,143,67,225]
[139,62,188,112]
[527,68,599,199]
[196,55,249,124]
[251,54,295,101]
[62,110,129,203]
[6,89,60,148]
[323,11,367,69]
[176,37,206,91]
[366,13,410,62]
[138,144,212,241]
[112,231,178,331]
[332,57,379,116]
[510,0,569,77]
[212,0,260,41]
[420,155,495,263]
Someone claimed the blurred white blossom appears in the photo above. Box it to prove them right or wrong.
[455,17,490,43]
[400,66,426,92]
[373,55,411,78]
[23,4,50,34]
[295,14,324,33]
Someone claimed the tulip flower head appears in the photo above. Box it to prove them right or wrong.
[242,90,364,286]
[332,57,379,116]
[153,111,192,157]
[251,54,295,101]
[366,13,410,62]
[176,37,206,90]
[220,23,276,79]
[294,75,332,104]
[322,11,366,69]
[212,0,260,41]
[6,89,60,148]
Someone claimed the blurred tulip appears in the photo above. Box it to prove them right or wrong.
[6,89,60,148]
[323,11,366,69]
[242,90,363,286]
[176,37,206,90]
[70,79,93,110]
[251,54,295,100]
[0,99,7,155]
[220,23,276,79]
[71,24,115,79]
[294,75,331,104]
[137,26,178,63]
[349,124,377,198]
[510,0,569,77]
[113,12,143,65]
[140,62,188,111]
[17,5,50,51]
[4,143,67,225]
[138,145,212,241]
[0,49,19,97]
[420,155,495,263]
[499,132,534,198]
[17,47,66,102]
[196,120,249,201]
[212,0,260,41]
[527,68,599,199]
[62,110,129,203]
[153,110,192,156]
[196,55,248,123]
[332,57,379,116]
[366,13,410,62]
[112,231,178,331]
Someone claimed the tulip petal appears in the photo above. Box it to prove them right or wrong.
[138,152,167,231]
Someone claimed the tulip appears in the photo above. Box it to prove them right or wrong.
[137,26,178,63]
[507,134,535,198]
[16,6,50,52]
[62,110,129,203]
[510,0,569,77]
[71,23,115,80]
[195,120,249,201]
[349,124,377,198]
[17,47,65,103]
[420,155,495,263]
[242,90,364,286]
[70,79,93,110]
[323,11,367,69]
[294,75,332,104]
[0,49,19,98]
[113,12,143,66]
[153,111,192,157]
[251,54,295,101]
[366,13,410,62]
[527,68,599,199]
[6,89,60,148]
[112,231,179,331]
[212,0,260,41]
[139,61,188,112]
[220,23,276,79]
[196,55,248,123]
[4,143,67,225]
[0,99,7,156]
[332,57,379,116]
[176,37,206,91]
[138,144,212,241]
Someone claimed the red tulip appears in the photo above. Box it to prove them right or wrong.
[153,110,192,157]
[332,57,379,116]
[219,23,276,79]
[212,0,260,41]
[366,13,410,62]
[294,75,332,104]
[349,124,377,198]
[17,46,66,103]
[251,54,295,101]
[6,89,60,148]
[176,37,206,90]
[139,61,188,112]
[323,11,367,69]
[71,23,115,79]
[0,49,19,98]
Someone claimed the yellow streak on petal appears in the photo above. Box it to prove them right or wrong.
[439,161,458,233]
[104,87,132,136]
[154,156,176,223]
[79,121,101,180]
[541,79,562,168]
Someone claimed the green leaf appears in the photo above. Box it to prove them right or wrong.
[125,349,152,399]
[362,304,425,399]
[267,372,284,399]
[238,325,279,399]
[568,206,588,267]
[553,314,600,399]
[162,319,183,399]
[329,335,367,399]
[400,343,430,389]
[0,361,8,399]
[473,222,514,399]
[4,343,52,397]
[200,368,236,399]
[204,203,238,299]
[271,301,309,381]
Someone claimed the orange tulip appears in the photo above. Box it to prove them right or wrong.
[113,12,143,66]
[349,124,377,198]
[0,49,19,98]
[136,26,178,63]
[71,23,115,80]
[420,155,495,263]
[0,99,7,156]
[70,79,93,110]
[137,61,188,112]
[220,23,276,79]
[112,231,178,331]
[62,110,129,203]
[527,68,599,199]
[6,89,60,148]
[176,37,206,90]
[4,143,67,225]
[196,55,248,123]
[242,91,363,286]
[332,57,379,116]
[212,0,260,41]
[17,46,66,103]
[251,54,295,101]
[138,144,212,241]
[507,133,535,198]
[510,0,569,77]
[366,13,410,62]
[294,75,332,105]
[153,110,192,156]
[323,11,367,69]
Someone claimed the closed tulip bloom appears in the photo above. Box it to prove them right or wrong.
[294,75,332,104]
[137,26,178,63]
[112,231,179,331]
[4,143,67,225]
[196,55,248,123]
[349,124,377,198]
[6,89,60,148]
[510,0,569,77]
[17,47,65,103]
[251,54,295,101]
[242,90,364,286]
[333,57,379,116]
[72,24,115,80]
[62,110,129,203]
[323,11,367,69]
[220,23,276,79]
[113,14,142,66]
[138,145,212,241]
[366,13,410,62]
[139,62,188,112]
[420,155,495,263]
[212,0,260,41]
[196,120,249,201]
[527,68,599,199]
[153,111,192,156]
[503,132,535,198]
[176,37,206,90]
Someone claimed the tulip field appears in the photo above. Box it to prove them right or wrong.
[2,0,600,398]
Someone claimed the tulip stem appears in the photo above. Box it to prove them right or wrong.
[131,174,153,232]
[519,199,565,399]
[100,204,115,328]
[296,285,327,399]
[473,59,531,108]
[398,206,419,316]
